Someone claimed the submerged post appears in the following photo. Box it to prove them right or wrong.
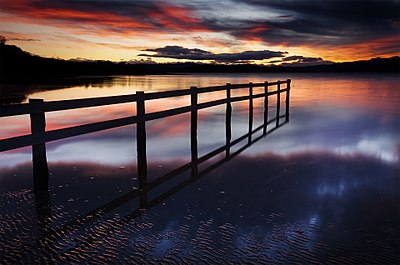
[190,86,198,177]
[263,81,269,135]
[34,188,51,235]
[136,91,147,207]
[276,81,281,127]
[30,99,49,192]
[248,82,253,142]
[285,79,291,122]
[225,83,232,157]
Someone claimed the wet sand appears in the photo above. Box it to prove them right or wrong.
[1,73,399,263]
[1,150,398,264]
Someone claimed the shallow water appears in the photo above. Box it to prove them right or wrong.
[0,73,399,264]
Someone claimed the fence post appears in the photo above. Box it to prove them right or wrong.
[225,83,232,158]
[276,81,281,127]
[285,79,291,122]
[29,99,49,192]
[136,91,147,207]
[263,81,269,135]
[190,86,198,177]
[34,187,51,235]
[248,82,253,142]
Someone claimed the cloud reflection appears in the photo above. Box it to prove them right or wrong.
[0,150,398,263]
[1,74,399,170]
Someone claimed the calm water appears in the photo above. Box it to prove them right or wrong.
[0,73,399,264]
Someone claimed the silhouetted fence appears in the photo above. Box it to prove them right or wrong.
[0,80,291,193]
[54,111,290,245]
[3,99,290,263]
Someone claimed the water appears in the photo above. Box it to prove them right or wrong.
[0,73,399,264]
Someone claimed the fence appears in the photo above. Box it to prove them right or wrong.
[0,79,291,194]
[52,110,290,244]
[2,98,290,262]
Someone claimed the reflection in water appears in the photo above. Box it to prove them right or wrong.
[1,73,399,263]
[1,73,398,164]
[0,108,289,262]
[0,150,398,263]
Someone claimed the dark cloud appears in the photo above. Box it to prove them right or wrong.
[1,0,398,59]
[279,56,333,67]
[282,56,328,63]
[141,46,212,58]
[1,0,207,32]
[228,0,400,47]
[267,55,334,66]
[139,45,287,62]
[8,38,41,42]
[281,56,305,62]
[268,60,283,64]
[3,0,398,47]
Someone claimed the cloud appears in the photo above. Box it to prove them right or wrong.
[277,55,333,66]
[0,0,209,35]
[0,31,42,43]
[1,0,398,61]
[227,0,400,47]
[139,45,287,62]
[6,0,397,47]
[8,38,41,42]
[192,36,238,49]
[95,42,141,50]
[281,56,306,62]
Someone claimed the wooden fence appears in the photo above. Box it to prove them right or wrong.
[0,80,291,193]
[6,99,290,261]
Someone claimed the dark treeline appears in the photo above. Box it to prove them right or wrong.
[0,44,165,82]
[1,44,399,84]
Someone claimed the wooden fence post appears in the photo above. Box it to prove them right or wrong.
[286,79,291,122]
[248,82,253,142]
[136,91,147,207]
[34,187,51,235]
[190,86,198,177]
[276,81,281,127]
[225,83,232,157]
[263,81,269,135]
[29,99,49,192]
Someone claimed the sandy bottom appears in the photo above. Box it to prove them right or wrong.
[0,151,399,264]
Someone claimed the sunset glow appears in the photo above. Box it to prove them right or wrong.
[1,0,399,63]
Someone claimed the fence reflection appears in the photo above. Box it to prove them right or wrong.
[33,94,289,250]
[1,80,291,255]
[1,80,291,193]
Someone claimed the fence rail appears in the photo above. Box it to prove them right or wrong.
[1,81,286,117]
[0,79,291,193]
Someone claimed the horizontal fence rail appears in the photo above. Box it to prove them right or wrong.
[0,79,291,194]
[0,79,290,151]
[0,80,288,117]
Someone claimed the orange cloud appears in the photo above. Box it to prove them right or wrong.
[0,0,210,37]
[337,36,400,60]
[147,3,207,31]
[2,4,152,31]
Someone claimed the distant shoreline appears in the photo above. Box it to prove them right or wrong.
[1,72,399,105]
[2,44,399,80]
[0,76,117,104]
[1,43,399,103]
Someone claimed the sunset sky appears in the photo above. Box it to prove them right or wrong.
[1,0,399,65]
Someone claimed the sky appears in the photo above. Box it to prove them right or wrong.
[0,0,399,65]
